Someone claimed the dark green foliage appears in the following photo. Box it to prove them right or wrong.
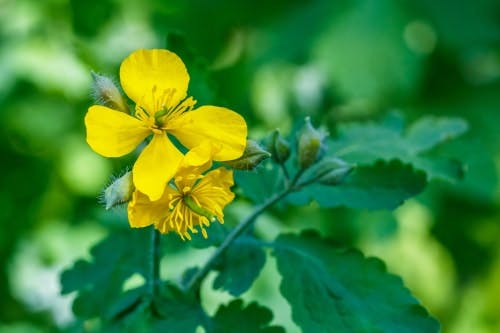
[212,239,266,296]
[105,299,151,333]
[210,299,285,333]
[3,0,499,332]
[106,287,146,322]
[189,222,229,249]
[234,162,282,204]
[405,116,468,152]
[272,231,440,333]
[237,115,467,210]
[151,284,207,333]
[60,228,152,318]
[328,114,468,181]
[287,160,427,209]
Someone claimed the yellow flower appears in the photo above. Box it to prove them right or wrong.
[85,49,247,200]
[127,145,235,240]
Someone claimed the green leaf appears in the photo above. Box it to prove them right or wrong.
[106,300,151,333]
[411,157,465,184]
[189,222,229,249]
[330,114,468,181]
[236,115,466,209]
[234,160,283,204]
[210,299,285,333]
[212,239,266,296]
[106,287,146,321]
[60,227,152,318]
[152,284,207,333]
[405,116,468,153]
[288,159,426,210]
[272,231,440,333]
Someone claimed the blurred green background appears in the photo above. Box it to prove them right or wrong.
[1,0,499,332]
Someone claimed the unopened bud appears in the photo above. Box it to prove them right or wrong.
[314,157,354,186]
[268,129,291,164]
[225,140,271,170]
[297,117,327,170]
[91,71,129,113]
[102,171,134,210]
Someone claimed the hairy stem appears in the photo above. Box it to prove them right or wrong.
[185,186,293,292]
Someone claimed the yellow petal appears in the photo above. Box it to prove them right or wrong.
[132,133,183,201]
[85,105,150,157]
[173,143,214,191]
[182,142,215,168]
[193,167,235,220]
[120,49,189,113]
[167,106,247,161]
[197,167,235,195]
[127,188,175,228]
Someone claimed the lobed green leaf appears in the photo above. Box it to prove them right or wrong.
[236,115,467,210]
[272,231,440,333]
[210,299,285,333]
[60,228,152,318]
[287,159,426,210]
[234,161,283,204]
[405,116,468,153]
[212,239,266,296]
[152,284,207,333]
[330,114,468,181]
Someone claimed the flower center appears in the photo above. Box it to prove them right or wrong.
[168,180,216,223]
[154,95,196,127]
[134,86,197,131]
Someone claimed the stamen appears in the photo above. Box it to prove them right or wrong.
[183,195,216,222]
[135,106,150,121]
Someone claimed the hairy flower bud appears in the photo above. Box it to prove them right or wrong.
[102,171,134,210]
[314,157,354,186]
[225,140,271,170]
[91,71,129,113]
[268,129,291,164]
[297,117,327,170]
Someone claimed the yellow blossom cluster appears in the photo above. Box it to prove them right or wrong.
[85,49,247,239]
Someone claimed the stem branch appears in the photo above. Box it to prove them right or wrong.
[290,167,306,187]
[280,163,290,184]
[185,186,292,292]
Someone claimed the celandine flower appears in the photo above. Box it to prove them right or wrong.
[127,147,235,240]
[85,49,247,200]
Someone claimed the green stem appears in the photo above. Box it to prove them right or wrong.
[290,167,306,187]
[185,185,293,292]
[148,228,161,298]
[280,162,290,184]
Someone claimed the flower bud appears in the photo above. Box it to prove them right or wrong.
[297,117,327,170]
[314,157,354,186]
[224,140,271,170]
[102,171,134,210]
[91,71,129,113]
[268,129,291,164]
